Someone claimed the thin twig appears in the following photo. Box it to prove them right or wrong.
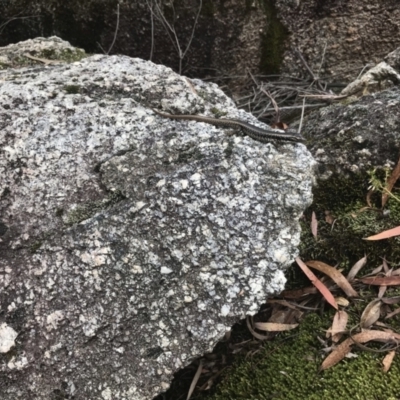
[186,359,203,400]
[294,47,325,91]
[317,41,327,77]
[106,3,120,55]
[149,0,202,74]
[149,0,155,60]
[0,15,40,35]
[298,97,305,134]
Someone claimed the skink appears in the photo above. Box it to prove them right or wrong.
[152,109,304,143]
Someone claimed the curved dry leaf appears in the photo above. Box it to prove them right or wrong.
[385,307,400,320]
[365,226,400,240]
[254,322,298,332]
[246,317,269,340]
[381,297,400,305]
[326,310,348,343]
[359,276,400,286]
[335,297,349,307]
[321,330,400,370]
[296,257,338,310]
[360,299,381,329]
[382,350,396,372]
[347,255,367,282]
[306,260,358,297]
[311,211,318,239]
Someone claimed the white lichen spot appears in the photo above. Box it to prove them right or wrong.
[180,179,189,189]
[7,355,28,370]
[156,179,166,187]
[189,172,202,187]
[114,346,125,354]
[129,201,146,213]
[353,135,365,143]
[0,323,18,353]
[46,310,65,331]
[160,266,173,274]
[101,387,112,400]
[216,196,230,204]
[273,248,289,264]
[184,296,193,303]
[220,304,230,316]
[131,265,143,274]
[350,164,359,172]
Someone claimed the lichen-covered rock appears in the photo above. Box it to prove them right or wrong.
[0,38,314,400]
[303,87,400,180]
[0,36,86,68]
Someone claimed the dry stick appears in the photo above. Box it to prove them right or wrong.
[186,359,204,400]
[260,87,280,122]
[97,4,120,54]
[298,97,306,134]
[317,41,328,77]
[0,15,40,35]
[152,0,202,74]
[294,47,325,91]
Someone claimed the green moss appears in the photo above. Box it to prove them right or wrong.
[65,190,125,226]
[63,84,81,94]
[210,108,227,118]
[297,171,400,272]
[30,241,43,254]
[259,0,289,75]
[200,313,400,400]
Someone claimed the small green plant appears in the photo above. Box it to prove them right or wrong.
[367,167,400,205]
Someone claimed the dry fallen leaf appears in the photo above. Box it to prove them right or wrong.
[381,297,400,305]
[281,286,318,299]
[335,297,350,307]
[359,276,400,286]
[360,299,381,329]
[364,226,400,240]
[326,310,348,343]
[311,211,318,239]
[385,307,400,320]
[296,257,338,310]
[246,317,269,340]
[382,350,396,372]
[254,322,299,332]
[347,255,367,282]
[306,260,358,297]
[321,330,400,370]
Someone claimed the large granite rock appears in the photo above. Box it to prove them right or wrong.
[0,38,314,400]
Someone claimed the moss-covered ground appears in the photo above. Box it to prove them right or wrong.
[198,312,400,400]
